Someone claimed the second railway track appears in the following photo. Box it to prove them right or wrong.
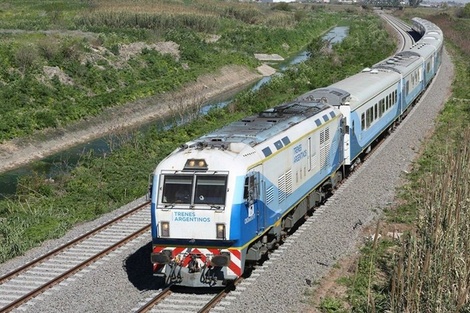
[0,201,151,312]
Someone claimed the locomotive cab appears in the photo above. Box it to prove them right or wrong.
[150,157,241,287]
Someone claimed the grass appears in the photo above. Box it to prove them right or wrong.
[390,133,470,311]
[319,297,348,313]
[0,0,346,142]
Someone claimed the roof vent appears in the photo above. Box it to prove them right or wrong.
[370,69,379,74]
[362,67,371,72]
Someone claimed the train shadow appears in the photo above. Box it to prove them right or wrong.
[408,30,422,43]
[170,285,224,294]
[123,241,166,291]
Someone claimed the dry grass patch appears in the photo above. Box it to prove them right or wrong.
[309,253,357,313]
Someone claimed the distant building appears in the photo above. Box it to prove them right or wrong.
[258,0,297,2]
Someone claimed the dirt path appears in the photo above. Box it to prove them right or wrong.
[0,65,270,174]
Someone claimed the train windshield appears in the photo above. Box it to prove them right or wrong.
[162,174,227,206]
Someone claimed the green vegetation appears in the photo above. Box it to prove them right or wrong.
[456,3,470,19]
[0,2,395,263]
[316,8,470,312]
[0,0,342,142]
[319,297,348,313]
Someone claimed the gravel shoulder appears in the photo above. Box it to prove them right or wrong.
[0,65,264,174]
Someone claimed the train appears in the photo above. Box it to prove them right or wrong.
[148,17,443,287]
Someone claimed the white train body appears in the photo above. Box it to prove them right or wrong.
[298,17,443,167]
[149,17,443,287]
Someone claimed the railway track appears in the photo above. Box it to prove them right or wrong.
[133,278,241,313]
[0,201,151,312]
[380,13,416,51]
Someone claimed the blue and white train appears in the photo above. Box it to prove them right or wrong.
[148,17,443,287]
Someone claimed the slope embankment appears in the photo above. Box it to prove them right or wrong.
[0,65,271,174]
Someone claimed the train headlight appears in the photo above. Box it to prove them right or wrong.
[216,223,226,239]
[161,222,170,237]
[183,159,208,171]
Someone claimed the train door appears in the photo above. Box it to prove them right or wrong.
[339,106,351,165]
[245,166,265,235]
[398,78,404,115]
[339,117,345,166]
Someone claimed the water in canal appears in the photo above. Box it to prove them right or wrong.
[0,26,349,199]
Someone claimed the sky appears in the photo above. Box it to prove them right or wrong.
[425,0,469,3]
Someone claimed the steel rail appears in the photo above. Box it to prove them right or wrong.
[198,278,242,313]
[134,286,173,313]
[1,223,150,313]
[380,14,409,52]
[0,200,150,285]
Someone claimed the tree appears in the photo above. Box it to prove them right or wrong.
[408,0,422,8]
[463,3,470,18]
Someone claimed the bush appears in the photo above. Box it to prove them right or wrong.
[15,45,38,73]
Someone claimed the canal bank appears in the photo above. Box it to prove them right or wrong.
[0,65,263,176]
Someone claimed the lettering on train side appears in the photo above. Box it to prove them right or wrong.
[172,211,211,222]
[293,144,307,163]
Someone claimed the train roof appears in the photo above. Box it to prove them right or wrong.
[320,67,401,110]
[293,17,443,111]
[417,31,442,50]
[412,17,442,37]
[412,17,443,49]
[190,100,334,148]
[373,50,422,74]
[408,42,438,59]
[420,34,442,48]
[297,87,350,106]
